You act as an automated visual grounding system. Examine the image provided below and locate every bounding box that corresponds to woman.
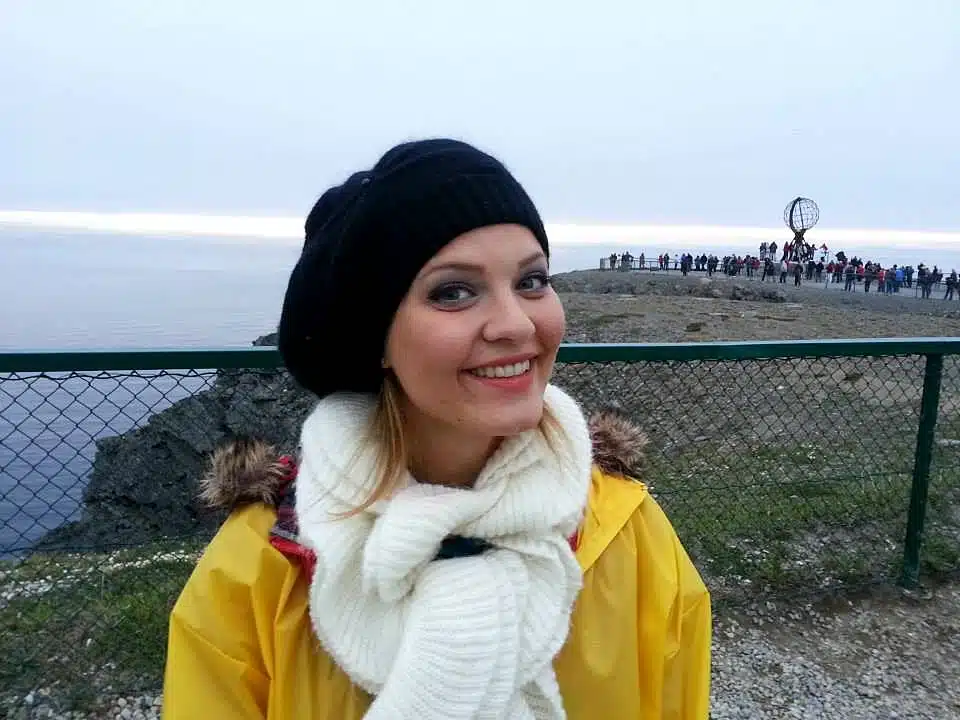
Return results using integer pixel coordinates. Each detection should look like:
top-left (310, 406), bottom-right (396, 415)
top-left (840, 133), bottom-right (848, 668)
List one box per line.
top-left (163, 139), bottom-right (711, 719)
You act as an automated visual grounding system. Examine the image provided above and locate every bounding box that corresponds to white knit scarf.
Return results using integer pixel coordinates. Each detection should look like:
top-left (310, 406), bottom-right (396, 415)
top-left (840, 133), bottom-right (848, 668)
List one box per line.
top-left (294, 384), bottom-right (593, 719)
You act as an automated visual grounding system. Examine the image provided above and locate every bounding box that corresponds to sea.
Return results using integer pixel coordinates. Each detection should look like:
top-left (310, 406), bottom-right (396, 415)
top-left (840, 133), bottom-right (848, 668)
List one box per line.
top-left (3, 225), bottom-right (960, 556)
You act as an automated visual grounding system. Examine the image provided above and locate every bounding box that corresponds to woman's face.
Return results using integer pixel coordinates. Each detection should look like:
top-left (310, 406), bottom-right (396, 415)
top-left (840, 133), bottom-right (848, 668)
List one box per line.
top-left (384, 224), bottom-right (565, 441)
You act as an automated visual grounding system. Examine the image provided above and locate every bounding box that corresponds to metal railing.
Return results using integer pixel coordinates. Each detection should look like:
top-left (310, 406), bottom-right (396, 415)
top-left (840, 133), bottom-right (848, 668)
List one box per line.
top-left (2, 339), bottom-right (959, 711)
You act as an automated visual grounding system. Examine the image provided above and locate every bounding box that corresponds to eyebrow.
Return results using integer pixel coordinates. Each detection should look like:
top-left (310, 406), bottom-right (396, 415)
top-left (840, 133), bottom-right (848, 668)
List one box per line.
top-left (423, 250), bottom-right (547, 276)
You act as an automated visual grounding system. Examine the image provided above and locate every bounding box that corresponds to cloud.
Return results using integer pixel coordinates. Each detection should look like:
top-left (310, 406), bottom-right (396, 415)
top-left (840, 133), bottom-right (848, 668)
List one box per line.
top-left (2, 211), bottom-right (958, 255)
top-left (1, 1), bottom-right (957, 228)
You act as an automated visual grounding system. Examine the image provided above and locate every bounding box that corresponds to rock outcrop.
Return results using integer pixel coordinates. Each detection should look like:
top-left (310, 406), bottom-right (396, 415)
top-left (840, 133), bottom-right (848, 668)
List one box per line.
top-left (550, 270), bottom-right (787, 303)
top-left (37, 334), bottom-right (315, 550)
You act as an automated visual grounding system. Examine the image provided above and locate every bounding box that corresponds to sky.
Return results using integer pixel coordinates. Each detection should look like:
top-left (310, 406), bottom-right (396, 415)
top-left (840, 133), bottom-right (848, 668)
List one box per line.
top-left (1, 1), bottom-right (958, 232)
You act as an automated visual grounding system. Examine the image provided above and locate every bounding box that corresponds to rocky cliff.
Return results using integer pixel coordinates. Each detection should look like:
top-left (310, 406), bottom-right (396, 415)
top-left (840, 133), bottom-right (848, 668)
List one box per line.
top-left (37, 333), bottom-right (315, 550)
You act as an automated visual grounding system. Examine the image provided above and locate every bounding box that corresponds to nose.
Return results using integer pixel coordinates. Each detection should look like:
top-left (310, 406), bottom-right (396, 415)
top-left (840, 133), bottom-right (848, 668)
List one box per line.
top-left (482, 288), bottom-right (536, 344)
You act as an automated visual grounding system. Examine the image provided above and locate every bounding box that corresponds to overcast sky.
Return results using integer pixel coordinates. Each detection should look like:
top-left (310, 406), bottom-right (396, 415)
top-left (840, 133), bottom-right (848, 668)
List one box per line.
top-left (2, 1), bottom-right (957, 231)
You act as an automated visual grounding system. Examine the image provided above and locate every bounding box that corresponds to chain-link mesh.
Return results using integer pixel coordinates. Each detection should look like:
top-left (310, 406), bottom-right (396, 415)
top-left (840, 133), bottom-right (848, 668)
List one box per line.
top-left (1, 351), bottom-right (958, 712)
top-left (1, 368), bottom-right (217, 712)
top-left (553, 355), bottom-right (948, 599)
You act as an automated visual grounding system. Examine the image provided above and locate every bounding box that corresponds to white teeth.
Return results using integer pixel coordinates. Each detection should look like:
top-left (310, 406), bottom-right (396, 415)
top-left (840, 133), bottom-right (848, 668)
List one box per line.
top-left (470, 359), bottom-right (531, 378)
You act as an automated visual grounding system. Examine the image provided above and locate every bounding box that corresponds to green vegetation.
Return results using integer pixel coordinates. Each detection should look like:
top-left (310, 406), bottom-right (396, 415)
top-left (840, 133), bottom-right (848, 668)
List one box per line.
top-left (0, 541), bottom-right (202, 712)
top-left (649, 435), bottom-right (960, 603)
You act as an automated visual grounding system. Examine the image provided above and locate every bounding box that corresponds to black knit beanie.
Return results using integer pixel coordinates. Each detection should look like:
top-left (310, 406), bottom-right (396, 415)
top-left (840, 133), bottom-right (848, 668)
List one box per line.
top-left (277, 138), bottom-right (550, 400)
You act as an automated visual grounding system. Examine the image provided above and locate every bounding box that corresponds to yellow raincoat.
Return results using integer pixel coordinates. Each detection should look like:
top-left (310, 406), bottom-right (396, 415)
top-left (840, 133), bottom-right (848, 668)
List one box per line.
top-left (163, 412), bottom-right (711, 718)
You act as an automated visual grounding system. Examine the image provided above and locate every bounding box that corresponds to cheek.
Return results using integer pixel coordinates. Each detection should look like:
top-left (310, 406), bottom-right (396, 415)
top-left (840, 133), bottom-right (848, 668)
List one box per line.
top-left (416, 335), bottom-right (473, 371)
top-left (390, 318), bottom-right (474, 378)
top-left (536, 295), bottom-right (566, 349)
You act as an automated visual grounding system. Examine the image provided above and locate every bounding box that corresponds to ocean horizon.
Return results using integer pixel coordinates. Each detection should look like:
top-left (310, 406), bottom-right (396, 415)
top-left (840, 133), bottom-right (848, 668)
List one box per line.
top-left (4, 221), bottom-right (960, 351)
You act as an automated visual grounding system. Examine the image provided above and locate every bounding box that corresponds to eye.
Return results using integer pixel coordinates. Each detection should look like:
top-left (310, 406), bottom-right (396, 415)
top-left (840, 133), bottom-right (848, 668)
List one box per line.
top-left (518, 271), bottom-right (551, 293)
top-left (428, 282), bottom-right (476, 306)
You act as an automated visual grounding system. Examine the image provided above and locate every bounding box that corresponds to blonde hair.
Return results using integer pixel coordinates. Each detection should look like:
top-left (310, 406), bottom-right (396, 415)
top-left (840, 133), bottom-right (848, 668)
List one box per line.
top-left (344, 375), bottom-right (564, 515)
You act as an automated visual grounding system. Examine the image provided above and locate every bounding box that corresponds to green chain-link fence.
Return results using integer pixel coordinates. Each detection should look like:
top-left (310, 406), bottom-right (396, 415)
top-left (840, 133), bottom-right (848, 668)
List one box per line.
top-left (1, 339), bottom-right (959, 712)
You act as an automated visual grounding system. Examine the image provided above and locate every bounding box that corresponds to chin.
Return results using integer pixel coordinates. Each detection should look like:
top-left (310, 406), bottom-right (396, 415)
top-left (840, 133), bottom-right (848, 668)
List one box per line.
top-left (475, 397), bottom-right (545, 438)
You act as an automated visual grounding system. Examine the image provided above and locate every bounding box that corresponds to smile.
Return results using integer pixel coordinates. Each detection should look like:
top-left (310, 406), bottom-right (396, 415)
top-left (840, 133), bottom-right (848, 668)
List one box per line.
top-left (469, 359), bottom-right (532, 378)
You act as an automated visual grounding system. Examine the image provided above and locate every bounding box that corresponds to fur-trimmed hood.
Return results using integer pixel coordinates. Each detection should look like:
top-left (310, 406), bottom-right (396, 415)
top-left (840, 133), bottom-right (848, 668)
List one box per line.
top-left (199, 408), bottom-right (647, 512)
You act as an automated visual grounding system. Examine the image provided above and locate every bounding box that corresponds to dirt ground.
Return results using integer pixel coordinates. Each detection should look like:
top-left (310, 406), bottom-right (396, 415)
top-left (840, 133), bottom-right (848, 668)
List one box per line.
top-left (555, 269), bottom-right (960, 719)
top-left (556, 269), bottom-right (960, 344)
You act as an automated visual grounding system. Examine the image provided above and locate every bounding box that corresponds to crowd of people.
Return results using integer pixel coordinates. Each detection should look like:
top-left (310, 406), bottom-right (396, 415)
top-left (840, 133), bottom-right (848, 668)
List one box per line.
top-left (603, 245), bottom-right (958, 300)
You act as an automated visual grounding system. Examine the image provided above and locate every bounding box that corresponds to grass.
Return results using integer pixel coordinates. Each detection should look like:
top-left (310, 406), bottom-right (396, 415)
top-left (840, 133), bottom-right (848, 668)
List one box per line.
top-left (0, 540), bottom-right (202, 712)
top-left (645, 434), bottom-right (960, 603)
top-left (550, 352), bottom-right (960, 597)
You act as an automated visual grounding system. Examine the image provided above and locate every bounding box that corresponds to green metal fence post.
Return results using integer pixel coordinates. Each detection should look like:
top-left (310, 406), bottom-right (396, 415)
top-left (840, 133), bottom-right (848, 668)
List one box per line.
top-left (900, 353), bottom-right (944, 588)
